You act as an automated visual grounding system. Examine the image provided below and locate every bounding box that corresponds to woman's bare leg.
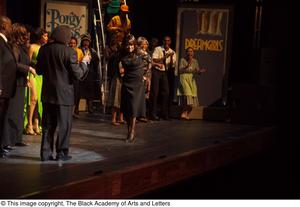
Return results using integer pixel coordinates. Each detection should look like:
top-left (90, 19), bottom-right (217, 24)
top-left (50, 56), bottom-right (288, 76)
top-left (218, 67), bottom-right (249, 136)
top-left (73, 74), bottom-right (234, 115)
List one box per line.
top-left (126, 117), bottom-right (136, 142)
top-left (26, 78), bottom-right (37, 135)
top-left (111, 107), bottom-right (120, 125)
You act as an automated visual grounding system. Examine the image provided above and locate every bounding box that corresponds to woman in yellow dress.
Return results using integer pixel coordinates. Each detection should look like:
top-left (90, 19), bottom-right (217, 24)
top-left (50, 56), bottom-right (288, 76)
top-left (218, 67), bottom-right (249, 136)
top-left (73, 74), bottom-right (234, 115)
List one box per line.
top-left (177, 47), bottom-right (206, 120)
top-left (24, 28), bottom-right (48, 135)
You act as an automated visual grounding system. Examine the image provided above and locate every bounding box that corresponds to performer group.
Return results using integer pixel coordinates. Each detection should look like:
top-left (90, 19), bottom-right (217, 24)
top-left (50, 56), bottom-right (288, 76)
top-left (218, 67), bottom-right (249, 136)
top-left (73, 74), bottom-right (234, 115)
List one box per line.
top-left (0, 2), bottom-right (206, 161)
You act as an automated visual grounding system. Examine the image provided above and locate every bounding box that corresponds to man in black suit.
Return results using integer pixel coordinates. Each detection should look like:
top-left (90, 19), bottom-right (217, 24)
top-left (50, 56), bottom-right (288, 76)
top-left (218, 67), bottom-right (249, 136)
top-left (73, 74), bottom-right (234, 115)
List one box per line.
top-left (36, 25), bottom-right (90, 161)
top-left (0, 16), bottom-right (16, 158)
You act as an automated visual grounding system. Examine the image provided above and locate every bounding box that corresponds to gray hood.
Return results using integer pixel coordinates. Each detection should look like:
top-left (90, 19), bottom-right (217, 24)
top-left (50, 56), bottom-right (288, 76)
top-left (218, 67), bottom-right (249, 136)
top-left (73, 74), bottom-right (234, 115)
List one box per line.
top-left (51, 25), bottom-right (72, 44)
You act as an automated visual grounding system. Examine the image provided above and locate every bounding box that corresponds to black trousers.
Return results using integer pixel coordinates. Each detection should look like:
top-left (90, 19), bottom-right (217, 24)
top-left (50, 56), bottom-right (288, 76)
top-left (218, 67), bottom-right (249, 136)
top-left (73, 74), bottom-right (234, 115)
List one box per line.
top-left (167, 67), bottom-right (175, 104)
top-left (73, 80), bottom-right (80, 113)
top-left (0, 98), bottom-right (9, 148)
top-left (3, 86), bottom-right (25, 146)
top-left (40, 103), bottom-right (73, 159)
top-left (149, 69), bottom-right (169, 118)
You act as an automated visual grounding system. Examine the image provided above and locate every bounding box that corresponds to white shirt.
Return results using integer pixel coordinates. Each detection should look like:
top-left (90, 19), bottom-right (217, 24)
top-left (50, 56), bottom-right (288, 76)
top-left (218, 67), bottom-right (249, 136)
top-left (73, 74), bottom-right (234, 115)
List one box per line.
top-left (0, 33), bottom-right (8, 43)
top-left (152, 46), bottom-right (176, 71)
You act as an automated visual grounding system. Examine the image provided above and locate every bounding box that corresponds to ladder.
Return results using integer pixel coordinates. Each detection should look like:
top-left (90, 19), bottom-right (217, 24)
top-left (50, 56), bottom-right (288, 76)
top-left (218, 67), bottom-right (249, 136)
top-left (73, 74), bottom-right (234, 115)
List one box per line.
top-left (93, 0), bottom-right (128, 119)
top-left (93, 0), bottom-right (109, 120)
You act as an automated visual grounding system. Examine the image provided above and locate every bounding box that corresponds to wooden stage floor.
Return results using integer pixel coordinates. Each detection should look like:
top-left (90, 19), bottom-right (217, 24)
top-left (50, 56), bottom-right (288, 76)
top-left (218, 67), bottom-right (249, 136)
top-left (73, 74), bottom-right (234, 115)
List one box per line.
top-left (0, 113), bottom-right (276, 198)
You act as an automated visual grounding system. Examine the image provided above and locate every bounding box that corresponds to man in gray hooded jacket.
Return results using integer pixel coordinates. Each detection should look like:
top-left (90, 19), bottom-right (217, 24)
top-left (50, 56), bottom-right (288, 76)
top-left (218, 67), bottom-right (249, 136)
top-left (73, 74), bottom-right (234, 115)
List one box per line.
top-left (36, 25), bottom-right (90, 161)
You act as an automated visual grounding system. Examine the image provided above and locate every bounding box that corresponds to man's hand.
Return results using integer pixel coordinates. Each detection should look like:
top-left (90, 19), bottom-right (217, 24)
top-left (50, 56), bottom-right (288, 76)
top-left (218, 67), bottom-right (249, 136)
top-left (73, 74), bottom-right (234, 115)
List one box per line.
top-left (29, 66), bottom-right (37, 77)
top-left (197, 68), bottom-right (207, 73)
top-left (82, 53), bottom-right (91, 64)
top-left (157, 63), bottom-right (164, 69)
top-left (119, 67), bottom-right (125, 75)
top-left (165, 51), bottom-right (175, 59)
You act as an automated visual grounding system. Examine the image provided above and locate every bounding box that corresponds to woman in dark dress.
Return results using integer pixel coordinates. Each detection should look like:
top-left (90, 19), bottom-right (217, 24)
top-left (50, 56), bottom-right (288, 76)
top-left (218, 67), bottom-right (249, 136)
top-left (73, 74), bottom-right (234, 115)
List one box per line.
top-left (120, 34), bottom-right (146, 142)
top-left (3, 23), bottom-right (37, 148)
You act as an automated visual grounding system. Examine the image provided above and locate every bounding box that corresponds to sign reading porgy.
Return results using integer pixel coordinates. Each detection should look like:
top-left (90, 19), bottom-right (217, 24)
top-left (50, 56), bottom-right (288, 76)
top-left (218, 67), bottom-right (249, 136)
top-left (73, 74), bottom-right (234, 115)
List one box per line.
top-left (46, 2), bottom-right (88, 38)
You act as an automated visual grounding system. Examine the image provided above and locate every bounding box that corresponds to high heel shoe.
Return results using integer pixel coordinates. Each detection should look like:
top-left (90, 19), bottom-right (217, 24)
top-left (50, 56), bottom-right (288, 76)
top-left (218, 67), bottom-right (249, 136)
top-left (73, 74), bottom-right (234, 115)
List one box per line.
top-left (25, 125), bottom-right (36, 135)
top-left (118, 120), bottom-right (126, 124)
top-left (126, 131), bottom-right (135, 143)
top-left (33, 126), bottom-right (42, 135)
top-left (111, 121), bottom-right (120, 126)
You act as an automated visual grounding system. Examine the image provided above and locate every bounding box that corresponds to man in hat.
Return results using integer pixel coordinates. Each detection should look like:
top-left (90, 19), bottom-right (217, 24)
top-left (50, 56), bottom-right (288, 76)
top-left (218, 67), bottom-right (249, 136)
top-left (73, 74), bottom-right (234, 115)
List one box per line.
top-left (78, 33), bottom-right (100, 114)
top-left (107, 4), bottom-right (131, 44)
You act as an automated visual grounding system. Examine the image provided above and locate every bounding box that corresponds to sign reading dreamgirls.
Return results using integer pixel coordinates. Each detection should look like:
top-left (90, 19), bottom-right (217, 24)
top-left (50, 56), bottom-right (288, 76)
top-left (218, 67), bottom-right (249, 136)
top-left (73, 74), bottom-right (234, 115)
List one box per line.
top-left (176, 5), bottom-right (233, 106)
top-left (44, 1), bottom-right (88, 38)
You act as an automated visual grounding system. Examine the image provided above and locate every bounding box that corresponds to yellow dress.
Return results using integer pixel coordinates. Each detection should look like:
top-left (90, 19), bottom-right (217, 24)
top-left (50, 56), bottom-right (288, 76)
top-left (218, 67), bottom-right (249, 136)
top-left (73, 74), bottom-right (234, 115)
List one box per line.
top-left (177, 58), bottom-right (200, 107)
top-left (76, 47), bottom-right (84, 62)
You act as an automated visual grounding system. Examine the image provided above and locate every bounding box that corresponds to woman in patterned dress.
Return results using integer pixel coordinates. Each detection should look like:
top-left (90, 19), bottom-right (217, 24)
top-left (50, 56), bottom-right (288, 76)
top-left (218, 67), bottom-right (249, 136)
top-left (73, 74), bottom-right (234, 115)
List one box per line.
top-left (177, 47), bottom-right (206, 120)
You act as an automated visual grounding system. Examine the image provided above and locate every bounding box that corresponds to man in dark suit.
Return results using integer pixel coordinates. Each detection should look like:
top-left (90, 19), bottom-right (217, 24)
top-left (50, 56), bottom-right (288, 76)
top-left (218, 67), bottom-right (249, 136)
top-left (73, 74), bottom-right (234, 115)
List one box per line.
top-left (36, 25), bottom-right (90, 161)
top-left (0, 16), bottom-right (16, 158)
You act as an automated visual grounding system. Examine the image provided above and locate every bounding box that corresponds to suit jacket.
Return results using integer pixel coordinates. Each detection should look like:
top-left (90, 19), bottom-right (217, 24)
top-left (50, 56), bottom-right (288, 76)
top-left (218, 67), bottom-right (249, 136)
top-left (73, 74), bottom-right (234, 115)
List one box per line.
top-left (0, 36), bottom-right (17, 98)
top-left (36, 42), bottom-right (88, 105)
top-left (14, 45), bottom-right (31, 87)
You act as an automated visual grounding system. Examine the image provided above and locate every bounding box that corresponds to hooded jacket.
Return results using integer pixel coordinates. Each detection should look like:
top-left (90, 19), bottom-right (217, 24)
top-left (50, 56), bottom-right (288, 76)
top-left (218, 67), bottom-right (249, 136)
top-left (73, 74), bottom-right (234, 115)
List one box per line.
top-left (36, 25), bottom-right (88, 105)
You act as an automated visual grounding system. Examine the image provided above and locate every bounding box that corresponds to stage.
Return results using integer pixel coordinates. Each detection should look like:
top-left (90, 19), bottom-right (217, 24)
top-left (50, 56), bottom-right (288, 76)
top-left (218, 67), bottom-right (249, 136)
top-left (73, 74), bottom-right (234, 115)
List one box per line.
top-left (0, 113), bottom-right (276, 198)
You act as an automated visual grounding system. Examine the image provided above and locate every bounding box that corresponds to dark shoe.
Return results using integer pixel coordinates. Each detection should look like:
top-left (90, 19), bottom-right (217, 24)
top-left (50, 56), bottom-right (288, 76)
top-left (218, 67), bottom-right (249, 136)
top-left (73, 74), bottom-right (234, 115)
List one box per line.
top-left (162, 116), bottom-right (172, 121)
top-left (126, 131), bottom-right (135, 143)
top-left (2, 148), bottom-right (9, 153)
top-left (137, 117), bottom-right (148, 123)
top-left (125, 138), bottom-right (135, 143)
top-left (73, 113), bottom-right (80, 119)
top-left (41, 155), bottom-right (55, 161)
top-left (88, 107), bottom-right (94, 114)
top-left (0, 152), bottom-right (7, 158)
top-left (15, 142), bottom-right (29, 147)
top-left (3, 146), bottom-right (14, 151)
top-left (88, 101), bottom-right (93, 114)
top-left (56, 155), bottom-right (72, 161)
top-left (0, 148), bottom-right (8, 158)
top-left (74, 109), bottom-right (79, 115)
top-left (49, 155), bottom-right (55, 161)
top-left (149, 115), bottom-right (160, 121)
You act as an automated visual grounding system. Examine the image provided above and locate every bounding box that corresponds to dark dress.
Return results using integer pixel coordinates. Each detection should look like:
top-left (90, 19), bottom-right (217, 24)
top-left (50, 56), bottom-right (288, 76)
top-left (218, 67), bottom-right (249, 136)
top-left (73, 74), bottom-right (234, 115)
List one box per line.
top-left (3, 46), bottom-right (29, 146)
top-left (120, 53), bottom-right (146, 119)
top-left (107, 46), bottom-right (123, 109)
top-left (79, 48), bottom-right (100, 100)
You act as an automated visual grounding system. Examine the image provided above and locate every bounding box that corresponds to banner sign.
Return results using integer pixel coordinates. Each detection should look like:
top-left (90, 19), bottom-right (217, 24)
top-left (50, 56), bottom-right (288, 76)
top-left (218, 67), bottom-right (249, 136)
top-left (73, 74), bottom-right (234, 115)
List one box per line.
top-left (176, 5), bottom-right (233, 106)
top-left (45, 1), bottom-right (88, 38)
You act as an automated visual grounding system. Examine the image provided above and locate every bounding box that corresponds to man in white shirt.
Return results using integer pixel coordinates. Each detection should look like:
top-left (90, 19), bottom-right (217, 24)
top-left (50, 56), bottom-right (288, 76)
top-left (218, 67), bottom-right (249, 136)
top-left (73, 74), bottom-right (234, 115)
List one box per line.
top-left (149, 36), bottom-right (176, 121)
